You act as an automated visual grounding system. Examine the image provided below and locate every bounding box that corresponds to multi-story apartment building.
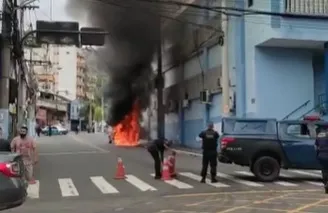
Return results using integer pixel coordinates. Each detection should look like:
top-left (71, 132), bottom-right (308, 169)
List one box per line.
top-left (26, 45), bottom-right (78, 126)
top-left (76, 50), bottom-right (97, 101)
top-left (76, 51), bottom-right (87, 100)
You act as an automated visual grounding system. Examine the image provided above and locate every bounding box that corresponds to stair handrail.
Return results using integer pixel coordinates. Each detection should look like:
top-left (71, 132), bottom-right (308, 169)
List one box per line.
top-left (297, 102), bottom-right (325, 120)
top-left (282, 100), bottom-right (310, 120)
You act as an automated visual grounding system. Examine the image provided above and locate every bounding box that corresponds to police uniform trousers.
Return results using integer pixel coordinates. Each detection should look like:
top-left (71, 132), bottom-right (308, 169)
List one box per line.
top-left (318, 159), bottom-right (328, 185)
top-left (148, 148), bottom-right (164, 178)
top-left (201, 150), bottom-right (217, 178)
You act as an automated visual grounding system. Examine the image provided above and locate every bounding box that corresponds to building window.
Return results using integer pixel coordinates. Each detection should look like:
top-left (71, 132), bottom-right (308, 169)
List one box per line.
top-left (248, 0), bottom-right (253, 7)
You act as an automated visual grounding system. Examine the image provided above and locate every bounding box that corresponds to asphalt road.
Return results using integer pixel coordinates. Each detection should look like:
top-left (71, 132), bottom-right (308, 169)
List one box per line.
top-left (3, 132), bottom-right (328, 213)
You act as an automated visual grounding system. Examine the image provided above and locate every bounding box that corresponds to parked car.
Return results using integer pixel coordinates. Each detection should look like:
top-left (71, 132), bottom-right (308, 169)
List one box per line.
top-left (42, 125), bottom-right (68, 136)
top-left (218, 117), bottom-right (324, 182)
top-left (0, 152), bottom-right (27, 211)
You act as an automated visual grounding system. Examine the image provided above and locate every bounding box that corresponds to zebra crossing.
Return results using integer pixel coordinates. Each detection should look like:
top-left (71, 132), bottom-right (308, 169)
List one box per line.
top-left (27, 169), bottom-right (324, 199)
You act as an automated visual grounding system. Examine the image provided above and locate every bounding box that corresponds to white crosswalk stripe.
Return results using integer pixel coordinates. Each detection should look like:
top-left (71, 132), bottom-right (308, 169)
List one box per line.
top-left (305, 181), bottom-right (323, 186)
top-left (125, 174), bottom-right (157, 191)
top-left (289, 170), bottom-right (322, 178)
top-left (58, 178), bottom-right (79, 197)
top-left (179, 172), bottom-right (230, 188)
top-left (27, 180), bottom-right (40, 199)
top-left (217, 172), bottom-right (264, 187)
top-left (90, 176), bottom-right (119, 194)
top-left (26, 170), bottom-right (324, 199)
top-left (234, 171), bottom-right (298, 187)
top-left (150, 174), bottom-right (193, 189)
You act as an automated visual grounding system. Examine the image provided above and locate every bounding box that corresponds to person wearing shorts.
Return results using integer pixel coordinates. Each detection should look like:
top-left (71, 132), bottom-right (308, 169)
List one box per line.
top-left (11, 125), bottom-right (38, 184)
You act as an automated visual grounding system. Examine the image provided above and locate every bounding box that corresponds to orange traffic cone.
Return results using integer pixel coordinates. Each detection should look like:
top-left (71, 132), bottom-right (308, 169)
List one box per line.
top-left (114, 157), bottom-right (126, 179)
top-left (168, 154), bottom-right (177, 178)
top-left (161, 158), bottom-right (172, 180)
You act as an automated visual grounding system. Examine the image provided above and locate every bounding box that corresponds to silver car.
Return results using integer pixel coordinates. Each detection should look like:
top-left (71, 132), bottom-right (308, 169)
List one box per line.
top-left (0, 152), bottom-right (27, 211)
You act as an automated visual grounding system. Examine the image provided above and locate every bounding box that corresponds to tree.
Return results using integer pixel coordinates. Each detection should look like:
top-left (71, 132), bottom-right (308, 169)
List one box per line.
top-left (94, 106), bottom-right (103, 122)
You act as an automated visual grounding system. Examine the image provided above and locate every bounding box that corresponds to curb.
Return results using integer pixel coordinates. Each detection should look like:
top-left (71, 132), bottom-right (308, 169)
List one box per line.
top-left (138, 143), bottom-right (202, 157)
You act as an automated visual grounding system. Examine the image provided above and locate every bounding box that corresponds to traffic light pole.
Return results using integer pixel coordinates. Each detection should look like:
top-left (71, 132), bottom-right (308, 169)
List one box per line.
top-left (0, 0), bottom-right (12, 140)
top-left (156, 20), bottom-right (165, 140)
top-left (17, 5), bottom-right (26, 128)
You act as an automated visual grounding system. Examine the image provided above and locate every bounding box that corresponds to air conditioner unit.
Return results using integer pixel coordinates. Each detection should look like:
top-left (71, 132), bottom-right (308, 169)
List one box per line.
top-left (200, 89), bottom-right (211, 104)
top-left (182, 99), bottom-right (189, 108)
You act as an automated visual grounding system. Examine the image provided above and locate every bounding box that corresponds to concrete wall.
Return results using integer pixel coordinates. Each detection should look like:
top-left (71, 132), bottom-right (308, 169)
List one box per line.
top-left (243, 0), bottom-right (328, 118)
top-left (255, 47), bottom-right (314, 119)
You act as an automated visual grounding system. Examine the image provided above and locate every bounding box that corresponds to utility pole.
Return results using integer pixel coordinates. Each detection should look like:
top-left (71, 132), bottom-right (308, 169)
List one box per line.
top-left (221, 0), bottom-right (230, 116)
top-left (17, 5), bottom-right (26, 128)
top-left (101, 79), bottom-right (104, 133)
top-left (156, 19), bottom-right (164, 139)
top-left (0, 0), bottom-right (12, 139)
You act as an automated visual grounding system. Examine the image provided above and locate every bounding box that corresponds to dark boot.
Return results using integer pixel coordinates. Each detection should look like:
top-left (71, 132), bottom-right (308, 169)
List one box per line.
top-left (154, 175), bottom-right (161, 180)
top-left (211, 178), bottom-right (218, 183)
top-left (200, 177), bottom-right (206, 183)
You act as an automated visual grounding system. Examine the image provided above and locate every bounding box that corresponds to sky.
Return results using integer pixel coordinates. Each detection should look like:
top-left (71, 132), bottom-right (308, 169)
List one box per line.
top-left (25, 0), bottom-right (88, 29)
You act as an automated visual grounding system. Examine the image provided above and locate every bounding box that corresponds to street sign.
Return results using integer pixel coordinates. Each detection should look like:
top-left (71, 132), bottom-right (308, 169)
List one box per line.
top-left (36, 21), bottom-right (80, 46)
top-left (80, 27), bottom-right (106, 46)
top-left (0, 109), bottom-right (9, 139)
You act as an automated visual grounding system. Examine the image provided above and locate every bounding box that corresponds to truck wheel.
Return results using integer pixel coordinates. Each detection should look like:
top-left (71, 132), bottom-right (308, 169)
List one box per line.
top-left (252, 156), bottom-right (280, 182)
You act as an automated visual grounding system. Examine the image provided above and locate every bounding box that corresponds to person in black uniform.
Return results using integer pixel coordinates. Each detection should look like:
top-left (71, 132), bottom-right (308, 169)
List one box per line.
top-left (315, 126), bottom-right (328, 193)
top-left (199, 122), bottom-right (219, 183)
top-left (147, 138), bottom-right (172, 179)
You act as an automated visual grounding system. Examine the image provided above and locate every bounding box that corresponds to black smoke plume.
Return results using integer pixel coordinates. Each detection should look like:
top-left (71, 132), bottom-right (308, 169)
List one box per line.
top-left (65, 0), bottom-right (185, 126)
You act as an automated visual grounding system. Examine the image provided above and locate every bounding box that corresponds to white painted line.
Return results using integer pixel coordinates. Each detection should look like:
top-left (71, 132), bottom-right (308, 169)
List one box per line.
top-left (27, 180), bottom-right (40, 199)
top-left (305, 181), bottom-right (323, 186)
top-left (279, 172), bottom-right (294, 178)
top-left (58, 178), bottom-right (79, 197)
top-left (290, 170), bottom-right (322, 178)
top-left (69, 134), bottom-right (109, 152)
top-left (39, 151), bottom-right (110, 156)
top-left (90, 176), bottom-right (119, 194)
top-left (151, 174), bottom-right (193, 189)
top-left (179, 172), bottom-right (230, 188)
top-left (234, 171), bottom-right (253, 176)
top-left (235, 171), bottom-right (298, 187)
top-left (217, 172), bottom-right (264, 187)
top-left (274, 181), bottom-right (298, 187)
top-left (125, 175), bottom-right (157, 191)
top-left (172, 149), bottom-right (202, 157)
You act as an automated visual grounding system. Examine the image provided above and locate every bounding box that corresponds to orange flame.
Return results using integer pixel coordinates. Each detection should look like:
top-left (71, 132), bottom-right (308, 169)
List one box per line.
top-left (113, 102), bottom-right (140, 147)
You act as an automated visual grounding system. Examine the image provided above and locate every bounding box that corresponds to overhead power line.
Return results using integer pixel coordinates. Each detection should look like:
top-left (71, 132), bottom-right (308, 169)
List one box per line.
top-left (133, 0), bottom-right (328, 20)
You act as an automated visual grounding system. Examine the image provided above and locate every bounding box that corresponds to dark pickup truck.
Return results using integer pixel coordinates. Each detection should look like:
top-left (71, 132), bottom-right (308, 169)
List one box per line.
top-left (218, 117), bottom-right (325, 182)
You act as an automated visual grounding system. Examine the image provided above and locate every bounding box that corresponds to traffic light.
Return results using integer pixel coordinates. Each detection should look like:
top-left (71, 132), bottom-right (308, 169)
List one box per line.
top-left (80, 27), bottom-right (106, 46)
top-left (36, 21), bottom-right (80, 46)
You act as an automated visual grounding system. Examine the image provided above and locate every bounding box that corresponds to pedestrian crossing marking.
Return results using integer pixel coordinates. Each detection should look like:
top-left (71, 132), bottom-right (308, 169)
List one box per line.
top-left (150, 174), bottom-right (193, 189)
top-left (58, 178), bottom-right (79, 197)
top-left (234, 171), bottom-right (298, 187)
top-left (125, 174), bottom-right (157, 191)
top-left (90, 176), bottom-right (119, 194)
top-left (27, 180), bottom-right (40, 199)
top-left (290, 170), bottom-right (322, 178)
top-left (274, 181), bottom-right (298, 187)
top-left (26, 170), bottom-right (324, 199)
top-left (179, 172), bottom-right (230, 188)
top-left (305, 181), bottom-right (323, 186)
top-left (218, 172), bottom-right (264, 187)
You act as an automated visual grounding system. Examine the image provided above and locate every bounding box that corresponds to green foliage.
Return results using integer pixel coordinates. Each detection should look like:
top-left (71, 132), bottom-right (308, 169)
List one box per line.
top-left (94, 106), bottom-right (103, 122)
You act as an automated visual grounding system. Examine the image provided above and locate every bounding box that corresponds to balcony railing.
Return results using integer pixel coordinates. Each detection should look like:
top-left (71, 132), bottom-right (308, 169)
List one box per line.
top-left (37, 99), bottom-right (68, 111)
top-left (285, 0), bottom-right (328, 15)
